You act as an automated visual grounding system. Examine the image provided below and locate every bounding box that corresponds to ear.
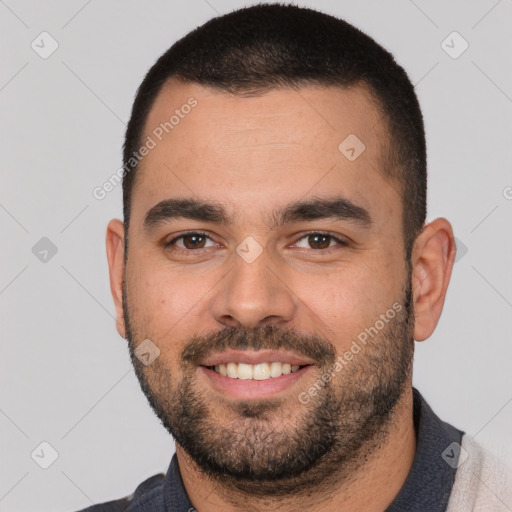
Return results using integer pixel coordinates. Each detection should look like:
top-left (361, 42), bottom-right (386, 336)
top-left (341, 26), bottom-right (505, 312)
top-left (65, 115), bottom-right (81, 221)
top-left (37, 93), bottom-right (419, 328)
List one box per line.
top-left (106, 219), bottom-right (126, 339)
top-left (411, 217), bottom-right (457, 341)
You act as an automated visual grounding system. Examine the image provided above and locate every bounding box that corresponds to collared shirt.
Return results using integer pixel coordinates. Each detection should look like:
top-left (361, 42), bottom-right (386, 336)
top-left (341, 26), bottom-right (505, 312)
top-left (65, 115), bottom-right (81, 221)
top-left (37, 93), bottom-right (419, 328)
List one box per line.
top-left (77, 387), bottom-right (464, 511)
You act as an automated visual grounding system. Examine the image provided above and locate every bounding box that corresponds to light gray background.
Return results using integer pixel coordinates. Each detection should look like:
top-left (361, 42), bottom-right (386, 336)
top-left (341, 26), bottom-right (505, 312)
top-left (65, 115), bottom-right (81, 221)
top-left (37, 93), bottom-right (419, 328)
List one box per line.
top-left (1, 1), bottom-right (511, 510)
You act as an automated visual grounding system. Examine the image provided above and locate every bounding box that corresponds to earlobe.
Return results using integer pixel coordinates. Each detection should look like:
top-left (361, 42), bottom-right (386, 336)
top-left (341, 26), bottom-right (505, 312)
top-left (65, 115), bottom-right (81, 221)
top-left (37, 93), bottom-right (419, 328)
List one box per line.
top-left (106, 219), bottom-right (126, 339)
top-left (411, 218), bottom-right (457, 342)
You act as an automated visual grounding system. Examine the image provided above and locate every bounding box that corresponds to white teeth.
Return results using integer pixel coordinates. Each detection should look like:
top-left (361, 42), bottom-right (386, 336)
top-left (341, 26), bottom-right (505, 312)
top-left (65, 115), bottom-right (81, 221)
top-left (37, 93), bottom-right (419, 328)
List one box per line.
top-left (253, 363), bottom-right (271, 380)
top-left (237, 363), bottom-right (253, 380)
top-left (270, 362), bottom-right (282, 378)
top-left (212, 362), bottom-right (305, 380)
top-left (227, 362), bottom-right (238, 378)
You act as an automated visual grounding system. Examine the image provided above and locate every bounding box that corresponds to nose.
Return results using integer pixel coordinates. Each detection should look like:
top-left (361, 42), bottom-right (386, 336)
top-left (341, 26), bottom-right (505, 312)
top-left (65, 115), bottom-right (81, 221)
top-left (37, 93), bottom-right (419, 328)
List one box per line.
top-left (210, 246), bottom-right (297, 330)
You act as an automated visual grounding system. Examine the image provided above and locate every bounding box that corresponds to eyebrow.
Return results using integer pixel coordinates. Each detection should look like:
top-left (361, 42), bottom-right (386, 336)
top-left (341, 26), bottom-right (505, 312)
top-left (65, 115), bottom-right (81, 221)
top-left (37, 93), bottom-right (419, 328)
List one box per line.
top-left (143, 196), bottom-right (372, 231)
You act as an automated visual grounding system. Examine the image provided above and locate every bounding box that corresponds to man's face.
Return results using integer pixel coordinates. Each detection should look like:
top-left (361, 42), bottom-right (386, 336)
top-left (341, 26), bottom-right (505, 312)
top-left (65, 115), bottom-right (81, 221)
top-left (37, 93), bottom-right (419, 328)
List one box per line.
top-left (121, 80), bottom-right (415, 492)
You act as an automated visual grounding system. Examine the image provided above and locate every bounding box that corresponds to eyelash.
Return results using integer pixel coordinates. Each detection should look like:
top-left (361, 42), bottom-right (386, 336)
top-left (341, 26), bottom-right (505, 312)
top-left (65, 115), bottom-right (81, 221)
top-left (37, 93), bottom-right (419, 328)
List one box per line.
top-left (164, 230), bottom-right (348, 255)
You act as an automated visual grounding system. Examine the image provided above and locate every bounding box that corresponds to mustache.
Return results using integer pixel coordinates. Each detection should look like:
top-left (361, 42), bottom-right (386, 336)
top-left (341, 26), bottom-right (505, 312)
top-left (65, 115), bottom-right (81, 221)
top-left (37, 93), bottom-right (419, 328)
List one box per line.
top-left (181, 324), bottom-right (336, 368)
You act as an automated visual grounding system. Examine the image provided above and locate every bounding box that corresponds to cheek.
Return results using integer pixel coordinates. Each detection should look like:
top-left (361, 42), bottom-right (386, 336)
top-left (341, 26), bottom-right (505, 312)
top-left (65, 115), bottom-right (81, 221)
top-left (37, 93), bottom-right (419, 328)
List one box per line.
top-left (127, 257), bottom-right (216, 339)
top-left (293, 266), bottom-right (397, 348)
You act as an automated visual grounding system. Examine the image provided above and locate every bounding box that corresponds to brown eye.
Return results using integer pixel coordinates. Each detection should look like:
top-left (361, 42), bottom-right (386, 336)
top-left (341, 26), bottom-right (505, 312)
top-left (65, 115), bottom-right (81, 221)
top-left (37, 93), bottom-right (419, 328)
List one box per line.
top-left (165, 232), bottom-right (215, 251)
top-left (294, 232), bottom-right (348, 251)
top-left (307, 234), bottom-right (332, 249)
top-left (181, 234), bottom-right (207, 249)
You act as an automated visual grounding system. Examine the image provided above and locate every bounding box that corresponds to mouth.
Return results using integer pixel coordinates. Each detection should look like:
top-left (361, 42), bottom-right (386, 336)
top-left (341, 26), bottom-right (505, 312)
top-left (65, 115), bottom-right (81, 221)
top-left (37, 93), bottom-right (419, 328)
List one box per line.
top-left (202, 362), bottom-right (310, 380)
top-left (196, 349), bottom-right (317, 399)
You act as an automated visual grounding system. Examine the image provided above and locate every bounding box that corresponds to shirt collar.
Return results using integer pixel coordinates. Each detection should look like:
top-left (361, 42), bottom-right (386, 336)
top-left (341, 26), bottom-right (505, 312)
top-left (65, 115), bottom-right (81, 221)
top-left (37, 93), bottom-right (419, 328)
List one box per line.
top-left (385, 387), bottom-right (464, 511)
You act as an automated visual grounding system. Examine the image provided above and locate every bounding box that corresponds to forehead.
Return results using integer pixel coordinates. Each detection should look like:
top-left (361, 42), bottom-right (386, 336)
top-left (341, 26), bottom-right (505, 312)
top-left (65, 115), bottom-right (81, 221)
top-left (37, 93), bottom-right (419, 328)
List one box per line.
top-left (130, 79), bottom-right (399, 231)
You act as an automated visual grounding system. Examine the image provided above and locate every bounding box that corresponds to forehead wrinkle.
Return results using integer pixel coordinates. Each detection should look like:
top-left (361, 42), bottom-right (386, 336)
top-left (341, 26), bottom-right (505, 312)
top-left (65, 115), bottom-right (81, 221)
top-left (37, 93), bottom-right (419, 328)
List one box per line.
top-left (224, 142), bottom-right (303, 150)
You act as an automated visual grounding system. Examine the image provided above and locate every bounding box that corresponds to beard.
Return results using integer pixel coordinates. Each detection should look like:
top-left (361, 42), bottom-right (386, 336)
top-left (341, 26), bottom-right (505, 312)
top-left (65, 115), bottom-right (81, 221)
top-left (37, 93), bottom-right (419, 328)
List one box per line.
top-left (122, 270), bottom-right (415, 499)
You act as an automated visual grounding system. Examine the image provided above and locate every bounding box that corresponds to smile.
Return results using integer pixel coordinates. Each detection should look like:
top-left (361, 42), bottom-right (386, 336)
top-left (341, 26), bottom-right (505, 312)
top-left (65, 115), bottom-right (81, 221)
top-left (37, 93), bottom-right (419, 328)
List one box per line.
top-left (207, 362), bottom-right (307, 380)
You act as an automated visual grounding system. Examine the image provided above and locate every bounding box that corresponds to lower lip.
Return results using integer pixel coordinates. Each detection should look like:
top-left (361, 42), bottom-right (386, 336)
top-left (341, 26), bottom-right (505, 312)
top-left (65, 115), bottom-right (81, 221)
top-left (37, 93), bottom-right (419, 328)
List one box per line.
top-left (198, 365), bottom-right (314, 400)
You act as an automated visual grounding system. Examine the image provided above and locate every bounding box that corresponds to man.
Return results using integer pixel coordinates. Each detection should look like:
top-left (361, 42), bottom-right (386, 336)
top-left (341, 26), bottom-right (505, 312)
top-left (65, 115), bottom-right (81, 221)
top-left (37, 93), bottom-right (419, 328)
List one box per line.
top-left (82, 3), bottom-right (511, 511)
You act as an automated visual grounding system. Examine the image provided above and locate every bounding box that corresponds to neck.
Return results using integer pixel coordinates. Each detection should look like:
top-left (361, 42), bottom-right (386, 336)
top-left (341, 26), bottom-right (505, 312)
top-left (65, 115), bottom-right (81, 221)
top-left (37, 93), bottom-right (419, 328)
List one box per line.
top-left (176, 385), bottom-right (416, 512)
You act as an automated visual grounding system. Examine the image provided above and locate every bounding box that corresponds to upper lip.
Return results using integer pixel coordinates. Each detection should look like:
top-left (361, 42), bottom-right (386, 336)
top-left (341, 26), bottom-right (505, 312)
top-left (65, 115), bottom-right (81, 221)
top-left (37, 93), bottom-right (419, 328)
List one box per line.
top-left (199, 350), bottom-right (316, 367)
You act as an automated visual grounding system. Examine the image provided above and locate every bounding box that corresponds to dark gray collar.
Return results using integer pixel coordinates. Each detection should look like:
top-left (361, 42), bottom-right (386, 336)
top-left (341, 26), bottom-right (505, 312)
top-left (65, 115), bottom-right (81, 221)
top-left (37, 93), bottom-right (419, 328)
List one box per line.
top-left (385, 387), bottom-right (464, 511)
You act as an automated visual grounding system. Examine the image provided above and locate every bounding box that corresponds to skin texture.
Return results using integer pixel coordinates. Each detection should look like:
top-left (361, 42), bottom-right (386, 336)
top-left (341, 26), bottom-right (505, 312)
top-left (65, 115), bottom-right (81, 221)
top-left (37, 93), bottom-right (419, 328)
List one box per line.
top-left (106, 79), bottom-right (457, 512)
